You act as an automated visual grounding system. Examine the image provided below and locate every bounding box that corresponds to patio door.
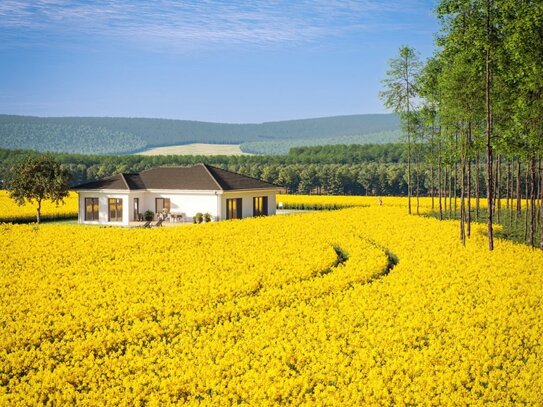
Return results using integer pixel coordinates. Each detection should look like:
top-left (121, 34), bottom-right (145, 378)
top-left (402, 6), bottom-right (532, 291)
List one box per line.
top-left (253, 196), bottom-right (268, 216)
top-left (226, 198), bottom-right (242, 220)
top-left (155, 198), bottom-right (171, 215)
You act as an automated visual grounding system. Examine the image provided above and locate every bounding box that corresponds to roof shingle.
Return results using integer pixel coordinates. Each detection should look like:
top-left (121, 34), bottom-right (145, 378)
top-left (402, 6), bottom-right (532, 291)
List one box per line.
top-left (73, 164), bottom-right (278, 191)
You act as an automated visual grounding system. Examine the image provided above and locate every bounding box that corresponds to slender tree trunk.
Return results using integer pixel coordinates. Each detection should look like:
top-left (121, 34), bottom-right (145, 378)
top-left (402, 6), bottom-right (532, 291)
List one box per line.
top-left (449, 164), bottom-right (453, 218)
top-left (485, 0), bottom-right (494, 250)
top-left (454, 133), bottom-right (458, 215)
top-left (460, 130), bottom-right (466, 245)
top-left (475, 154), bottom-right (480, 222)
top-left (530, 157), bottom-right (536, 247)
top-left (517, 157), bottom-right (522, 215)
top-left (466, 125), bottom-right (472, 238)
top-left (536, 159), bottom-right (540, 240)
top-left (416, 145), bottom-right (420, 215)
top-left (508, 159), bottom-right (513, 228)
top-left (496, 154), bottom-right (501, 223)
top-left (36, 199), bottom-right (41, 224)
top-left (406, 56), bottom-right (412, 215)
top-left (431, 125), bottom-right (435, 210)
top-left (408, 129), bottom-right (412, 215)
top-left (444, 165), bottom-right (448, 213)
top-left (506, 159), bottom-right (511, 210)
top-left (438, 127), bottom-right (443, 221)
top-left (524, 167), bottom-right (529, 243)
top-left (492, 155), bottom-right (497, 212)
top-left (540, 158), bottom-right (543, 250)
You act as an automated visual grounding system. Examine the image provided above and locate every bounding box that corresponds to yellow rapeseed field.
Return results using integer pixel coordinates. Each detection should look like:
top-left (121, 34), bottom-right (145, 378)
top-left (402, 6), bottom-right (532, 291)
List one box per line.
top-left (0, 191), bottom-right (78, 222)
top-left (1, 196), bottom-right (542, 404)
top-left (277, 194), bottom-right (430, 209)
top-left (276, 193), bottom-right (520, 211)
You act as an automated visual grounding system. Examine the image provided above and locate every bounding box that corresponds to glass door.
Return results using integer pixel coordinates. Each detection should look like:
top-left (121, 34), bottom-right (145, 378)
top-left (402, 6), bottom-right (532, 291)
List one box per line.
top-left (226, 198), bottom-right (242, 220)
top-left (133, 198), bottom-right (140, 221)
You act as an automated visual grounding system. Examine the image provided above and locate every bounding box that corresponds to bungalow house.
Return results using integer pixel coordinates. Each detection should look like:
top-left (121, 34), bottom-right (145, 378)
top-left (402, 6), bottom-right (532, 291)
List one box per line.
top-left (73, 164), bottom-right (280, 226)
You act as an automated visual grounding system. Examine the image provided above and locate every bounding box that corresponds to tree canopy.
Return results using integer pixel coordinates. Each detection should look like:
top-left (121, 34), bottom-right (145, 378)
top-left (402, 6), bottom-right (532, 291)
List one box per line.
top-left (7, 155), bottom-right (71, 223)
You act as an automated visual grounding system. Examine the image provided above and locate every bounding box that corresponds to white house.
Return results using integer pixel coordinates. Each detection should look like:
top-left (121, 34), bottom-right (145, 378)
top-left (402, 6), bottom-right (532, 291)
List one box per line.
top-left (73, 164), bottom-right (280, 226)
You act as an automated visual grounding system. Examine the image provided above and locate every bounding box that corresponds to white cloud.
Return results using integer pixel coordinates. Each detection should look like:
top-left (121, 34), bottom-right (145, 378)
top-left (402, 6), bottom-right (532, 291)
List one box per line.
top-left (0, 0), bottom-right (423, 50)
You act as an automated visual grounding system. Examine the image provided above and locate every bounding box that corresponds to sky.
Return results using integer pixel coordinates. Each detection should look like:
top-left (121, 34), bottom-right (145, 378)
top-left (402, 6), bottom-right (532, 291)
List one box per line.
top-left (0, 0), bottom-right (439, 123)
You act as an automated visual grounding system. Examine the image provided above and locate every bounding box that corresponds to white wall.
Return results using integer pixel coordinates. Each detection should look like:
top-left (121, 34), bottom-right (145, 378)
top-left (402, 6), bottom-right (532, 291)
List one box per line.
top-left (78, 189), bottom-right (277, 225)
top-left (141, 191), bottom-right (219, 221)
top-left (129, 192), bottom-right (146, 221)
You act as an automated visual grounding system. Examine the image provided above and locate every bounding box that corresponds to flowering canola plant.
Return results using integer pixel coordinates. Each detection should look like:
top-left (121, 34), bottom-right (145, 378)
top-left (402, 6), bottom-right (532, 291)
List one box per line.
top-left (0, 191), bottom-right (78, 222)
top-left (1, 200), bottom-right (542, 405)
top-left (276, 194), bottom-right (515, 211)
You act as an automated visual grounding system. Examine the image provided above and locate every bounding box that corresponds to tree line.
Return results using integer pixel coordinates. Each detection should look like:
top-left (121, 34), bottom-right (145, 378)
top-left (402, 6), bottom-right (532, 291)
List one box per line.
top-left (0, 145), bottom-right (410, 195)
top-left (239, 130), bottom-right (401, 155)
top-left (380, 0), bottom-right (542, 250)
top-left (1, 135), bottom-right (539, 202)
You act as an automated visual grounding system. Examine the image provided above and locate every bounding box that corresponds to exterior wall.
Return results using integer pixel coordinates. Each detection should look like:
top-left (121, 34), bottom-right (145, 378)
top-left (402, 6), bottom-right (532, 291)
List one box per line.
top-left (220, 190), bottom-right (277, 220)
top-left (78, 189), bottom-right (277, 225)
top-left (142, 191), bottom-right (219, 220)
top-left (129, 192), bottom-right (147, 221)
top-left (77, 191), bottom-right (130, 226)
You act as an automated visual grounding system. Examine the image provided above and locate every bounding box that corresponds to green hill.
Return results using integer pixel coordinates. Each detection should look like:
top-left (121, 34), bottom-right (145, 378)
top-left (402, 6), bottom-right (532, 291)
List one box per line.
top-left (0, 114), bottom-right (400, 155)
top-left (240, 130), bottom-right (401, 155)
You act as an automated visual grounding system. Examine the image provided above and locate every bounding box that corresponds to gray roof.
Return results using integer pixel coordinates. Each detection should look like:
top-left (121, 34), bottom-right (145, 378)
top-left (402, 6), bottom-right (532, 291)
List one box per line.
top-left (73, 164), bottom-right (278, 191)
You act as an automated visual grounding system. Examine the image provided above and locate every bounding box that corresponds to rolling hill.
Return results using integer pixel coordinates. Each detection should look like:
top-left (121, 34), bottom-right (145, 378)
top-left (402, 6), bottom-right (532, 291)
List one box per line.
top-left (0, 114), bottom-right (400, 155)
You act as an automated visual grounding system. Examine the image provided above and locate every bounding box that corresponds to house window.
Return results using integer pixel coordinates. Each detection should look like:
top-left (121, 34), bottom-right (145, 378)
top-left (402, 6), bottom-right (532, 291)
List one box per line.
top-left (155, 198), bottom-right (171, 215)
top-left (108, 198), bottom-right (123, 222)
top-left (253, 196), bottom-right (268, 216)
top-left (133, 198), bottom-right (140, 221)
top-left (85, 198), bottom-right (99, 221)
top-left (226, 198), bottom-right (242, 220)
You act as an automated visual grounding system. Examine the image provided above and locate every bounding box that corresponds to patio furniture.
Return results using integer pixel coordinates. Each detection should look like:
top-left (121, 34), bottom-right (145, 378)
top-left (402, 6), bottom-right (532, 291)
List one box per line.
top-left (153, 218), bottom-right (164, 227)
top-left (169, 212), bottom-right (184, 223)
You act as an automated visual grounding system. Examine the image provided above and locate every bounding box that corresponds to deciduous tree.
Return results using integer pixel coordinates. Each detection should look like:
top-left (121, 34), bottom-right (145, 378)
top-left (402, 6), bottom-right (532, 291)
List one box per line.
top-left (7, 155), bottom-right (71, 223)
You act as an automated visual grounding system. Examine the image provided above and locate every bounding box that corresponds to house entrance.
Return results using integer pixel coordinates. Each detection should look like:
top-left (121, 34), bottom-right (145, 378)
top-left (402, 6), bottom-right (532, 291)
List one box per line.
top-left (226, 198), bottom-right (242, 220)
top-left (155, 198), bottom-right (171, 216)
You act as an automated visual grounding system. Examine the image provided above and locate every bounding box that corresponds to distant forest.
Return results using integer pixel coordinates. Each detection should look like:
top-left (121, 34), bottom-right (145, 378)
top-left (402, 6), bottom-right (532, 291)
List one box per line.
top-left (240, 130), bottom-right (401, 155)
top-left (0, 142), bottom-right (533, 197)
top-left (0, 114), bottom-right (400, 155)
top-left (0, 144), bottom-right (414, 196)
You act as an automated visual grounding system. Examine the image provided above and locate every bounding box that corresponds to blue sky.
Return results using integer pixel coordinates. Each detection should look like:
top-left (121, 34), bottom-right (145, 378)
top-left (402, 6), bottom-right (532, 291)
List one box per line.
top-left (0, 0), bottom-right (438, 123)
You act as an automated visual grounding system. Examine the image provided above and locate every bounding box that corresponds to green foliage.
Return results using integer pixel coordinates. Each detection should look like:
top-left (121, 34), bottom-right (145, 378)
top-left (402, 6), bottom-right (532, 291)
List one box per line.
top-left (194, 213), bottom-right (204, 224)
top-left (287, 143), bottom-right (405, 164)
top-left (0, 114), bottom-right (399, 155)
top-left (240, 130), bottom-right (401, 155)
top-left (7, 155), bottom-right (71, 223)
top-left (0, 145), bottom-right (414, 197)
top-left (0, 121), bottom-right (146, 154)
top-left (380, 46), bottom-right (422, 115)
